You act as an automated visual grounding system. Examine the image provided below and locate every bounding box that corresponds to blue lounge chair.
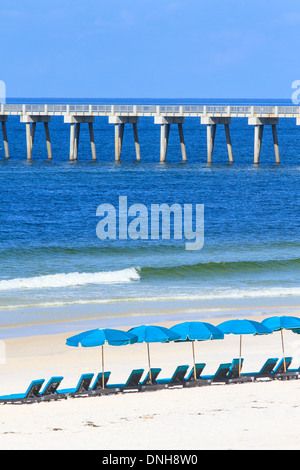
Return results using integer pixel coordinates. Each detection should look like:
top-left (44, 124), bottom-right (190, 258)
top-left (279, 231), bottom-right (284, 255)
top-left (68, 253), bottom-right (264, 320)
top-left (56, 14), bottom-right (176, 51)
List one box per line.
top-left (0, 379), bottom-right (45, 404)
top-left (89, 372), bottom-right (111, 393)
top-left (106, 369), bottom-right (144, 393)
top-left (57, 373), bottom-right (94, 397)
top-left (184, 363), bottom-right (206, 382)
top-left (242, 358), bottom-right (279, 380)
top-left (155, 365), bottom-right (189, 387)
top-left (40, 376), bottom-right (64, 399)
top-left (272, 357), bottom-right (299, 380)
top-left (183, 363), bottom-right (210, 387)
top-left (139, 368), bottom-right (162, 388)
top-left (272, 357), bottom-right (292, 376)
top-left (225, 358), bottom-right (253, 383)
top-left (201, 363), bottom-right (232, 383)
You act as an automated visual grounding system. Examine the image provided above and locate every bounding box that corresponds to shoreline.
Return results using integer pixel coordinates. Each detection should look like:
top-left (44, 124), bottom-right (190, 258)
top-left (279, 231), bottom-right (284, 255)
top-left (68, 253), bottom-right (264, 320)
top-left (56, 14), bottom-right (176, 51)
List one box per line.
top-left (0, 295), bottom-right (300, 340)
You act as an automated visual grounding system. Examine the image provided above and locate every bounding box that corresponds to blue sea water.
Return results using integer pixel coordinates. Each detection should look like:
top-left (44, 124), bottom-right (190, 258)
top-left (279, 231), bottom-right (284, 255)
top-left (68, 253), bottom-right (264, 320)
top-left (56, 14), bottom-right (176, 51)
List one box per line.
top-left (0, 98), bottom-right (299, 330)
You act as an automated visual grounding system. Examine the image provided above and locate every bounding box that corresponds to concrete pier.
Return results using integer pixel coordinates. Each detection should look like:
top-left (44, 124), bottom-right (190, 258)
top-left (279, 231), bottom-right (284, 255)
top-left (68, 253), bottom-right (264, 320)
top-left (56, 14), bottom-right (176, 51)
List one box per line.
top-left (248, 117), bottom-right (280, 164)
top-left (154, 116), bottom-right (186, 163)
top-left (109, 116), bottom-right (140, 162)
top-left (201, 116), bottom-right (233, 164)
top-left (0, 103), bottom-right (299, 163)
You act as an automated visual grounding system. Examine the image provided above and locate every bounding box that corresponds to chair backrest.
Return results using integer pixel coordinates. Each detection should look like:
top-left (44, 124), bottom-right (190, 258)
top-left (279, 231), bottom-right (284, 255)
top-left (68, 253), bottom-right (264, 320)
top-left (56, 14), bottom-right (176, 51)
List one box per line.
top-left (41, 377), bottom-right (64, 396)
top-left (25, 379), bottom-right (45, 398)
top-left (91, 372), bottom-right (111, 391)
top-left (170, 365), bottom-right (189, 384)
top-left (259, 358), bottom-right (278, 375)
top-left (141, 368), bottom-right (162, 385)
top-left (125, 369), bottom-right (144, 387)
top-left (212, 363), bottom-right (231, 381)
top-left (227, 358), bottom-right (244, 379)
top-left (186, 363), bottom-right (206, 381)
top-left (75, 374), bottom-right (94, 393)
top-left (273, 357), bottom-right (292, 374)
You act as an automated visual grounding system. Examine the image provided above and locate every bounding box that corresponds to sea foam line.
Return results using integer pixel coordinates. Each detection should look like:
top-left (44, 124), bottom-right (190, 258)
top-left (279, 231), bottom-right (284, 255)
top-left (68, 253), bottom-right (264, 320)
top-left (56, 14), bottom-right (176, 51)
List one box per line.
top-left (0, 267), bottom-right (141, 291)
top-left (0, 286), bottom-right (300, 311)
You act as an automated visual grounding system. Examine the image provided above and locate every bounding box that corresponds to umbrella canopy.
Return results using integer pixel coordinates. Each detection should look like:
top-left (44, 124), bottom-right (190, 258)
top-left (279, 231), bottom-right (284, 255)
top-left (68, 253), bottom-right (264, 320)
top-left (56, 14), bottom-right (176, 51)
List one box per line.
top-left (127, 325), bottom-right (180, 383)
top-left (169, 321), bottom-right (224, 379)
top-left (261, 316), bottom-right (300, 332)
top-left (217, 319), bottom-right (272, 377)
top-left (66, 328), bottom-right (138, 348)
top-left (127, 325), bottom-right (180, 343)
top-left (170, 321), bottom-right (224, 341)
top-left (261, 316), bottom-right (300, 371)
top-left (66, 328), bottom-right (138, 388)
top-left (218, 319), bottom-right (272, 336)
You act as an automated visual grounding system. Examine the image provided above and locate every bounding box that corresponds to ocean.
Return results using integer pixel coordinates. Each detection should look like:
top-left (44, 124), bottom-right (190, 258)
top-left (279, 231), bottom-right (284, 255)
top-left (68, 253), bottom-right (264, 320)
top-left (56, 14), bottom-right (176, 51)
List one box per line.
top-left (0, 98), bottom-right (299, 335)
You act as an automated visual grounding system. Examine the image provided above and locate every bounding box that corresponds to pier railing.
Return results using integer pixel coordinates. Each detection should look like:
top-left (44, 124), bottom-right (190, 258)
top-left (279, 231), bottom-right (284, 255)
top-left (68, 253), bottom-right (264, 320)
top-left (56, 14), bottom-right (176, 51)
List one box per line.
top-left (1, 104), bottom-right (300, 118)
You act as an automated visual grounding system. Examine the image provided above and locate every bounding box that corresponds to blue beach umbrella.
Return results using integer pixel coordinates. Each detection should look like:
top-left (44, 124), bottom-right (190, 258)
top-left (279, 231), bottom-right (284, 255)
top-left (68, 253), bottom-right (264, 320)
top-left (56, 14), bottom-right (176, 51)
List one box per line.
top-left (169, 321), bottom-right (224, 380)
top-left (261, 316), bottom-right (300, 372)
top-left (217, 319), bottom-right (273, 377)
top-left (66, 328), bottom-right (138, 388)
top-left (127, 325), bottom-right (180, 383)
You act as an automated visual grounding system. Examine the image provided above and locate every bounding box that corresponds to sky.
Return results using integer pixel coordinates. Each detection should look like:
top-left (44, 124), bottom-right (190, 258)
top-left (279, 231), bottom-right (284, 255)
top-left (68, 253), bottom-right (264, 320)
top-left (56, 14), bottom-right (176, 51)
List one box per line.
top-left (0, 0), bottom-right (299, 99)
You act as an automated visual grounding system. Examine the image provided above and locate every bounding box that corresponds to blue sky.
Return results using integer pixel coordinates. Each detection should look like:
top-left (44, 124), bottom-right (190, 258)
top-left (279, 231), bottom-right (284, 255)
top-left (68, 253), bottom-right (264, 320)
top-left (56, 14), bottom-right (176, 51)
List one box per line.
top-left (0, 0), bottom-right (299, 99)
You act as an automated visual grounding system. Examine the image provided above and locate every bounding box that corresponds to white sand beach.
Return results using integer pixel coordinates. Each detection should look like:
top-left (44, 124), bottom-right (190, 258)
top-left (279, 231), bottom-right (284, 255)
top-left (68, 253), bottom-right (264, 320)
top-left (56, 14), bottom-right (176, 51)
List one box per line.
top-left (0, 312), bottom-right (299, 450)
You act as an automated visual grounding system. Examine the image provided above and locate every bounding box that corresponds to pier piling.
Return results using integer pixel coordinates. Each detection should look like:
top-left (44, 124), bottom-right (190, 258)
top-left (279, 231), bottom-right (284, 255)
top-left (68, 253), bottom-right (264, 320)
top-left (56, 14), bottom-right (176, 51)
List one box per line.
top-left (64, 116), bottom-right (96, 161)
top-left (21, 115), bottom-right (52, 161)
top-left (249, 118), bottom-right (279, 164)
top-left (109, 116), bottom-right (140, 162)
top-left (155, 116), bottom-right (186, 163)
top-left (88, 122), bottom-right (97, 161)
top-left (0, 116), bottom-right (9, 159)
top-left (201, 117), bottom-right (233, 163)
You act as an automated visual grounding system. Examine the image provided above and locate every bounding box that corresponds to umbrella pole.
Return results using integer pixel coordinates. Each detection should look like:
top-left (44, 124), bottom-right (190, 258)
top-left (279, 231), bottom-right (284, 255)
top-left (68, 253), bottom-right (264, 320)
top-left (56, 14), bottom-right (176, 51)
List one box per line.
top-left (102, 345), bottom-right (105, 389)
top-left (280, 328), bottom-right (286, 372)
top-left (192, 341), bottom-right (197, 380)
top-left (239, 335), bottom-right (242, 377)
top-left (147, 343), bottom-right (152, 384)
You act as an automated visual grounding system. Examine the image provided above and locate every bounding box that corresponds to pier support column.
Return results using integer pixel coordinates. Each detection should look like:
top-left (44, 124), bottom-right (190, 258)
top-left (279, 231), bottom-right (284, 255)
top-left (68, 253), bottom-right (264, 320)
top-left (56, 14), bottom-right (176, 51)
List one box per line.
top-left (225, 124), bottom-right (233, 163)
top-left (178, 123), bottom-right (187, 162)
top-left (272, 125), bottom-right (280, 164)
top-left (154, 116), bottom-right (186, 163)
top-left (74, 123), bottom-right (81, 161)
top-left (206, 124), bottom-right (216, 164)
top-left (69, 123), bottom-right (75, 161)
top-left (133, 123), bottom-right (141, 161)
top-left (44, 122), bottom-right (52, 160)
top-left (109, 116), bottom-right (140, 162)
top-left (249, 117), bottom-right (280, 164)
top-left (159, 123), bottom-right (170, 163)
top-left (201, 116), bottom-right (232, 164)
top-left (114, 122), bottom-right (124, 162)
top-left (25, 123), bottom-right (31, 161)
top-left (89, 122), bottom-right (97, 161)
top-left (20, 115), bottom-right (51, 161)
top-left (254, 125), bottom-right (264, 164)
top-left (0, 116), bottom-right (9, 159)
top-left (64, 116), bottom-right (96, 161)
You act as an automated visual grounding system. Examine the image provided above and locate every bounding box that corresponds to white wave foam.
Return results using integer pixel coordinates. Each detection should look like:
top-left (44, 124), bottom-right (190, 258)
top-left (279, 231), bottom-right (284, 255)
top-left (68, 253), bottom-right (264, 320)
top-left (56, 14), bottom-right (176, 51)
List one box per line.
top-left (0, 286), bottom-right (299, 311)
top-left (0, 267), bottom-right (140, 291)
